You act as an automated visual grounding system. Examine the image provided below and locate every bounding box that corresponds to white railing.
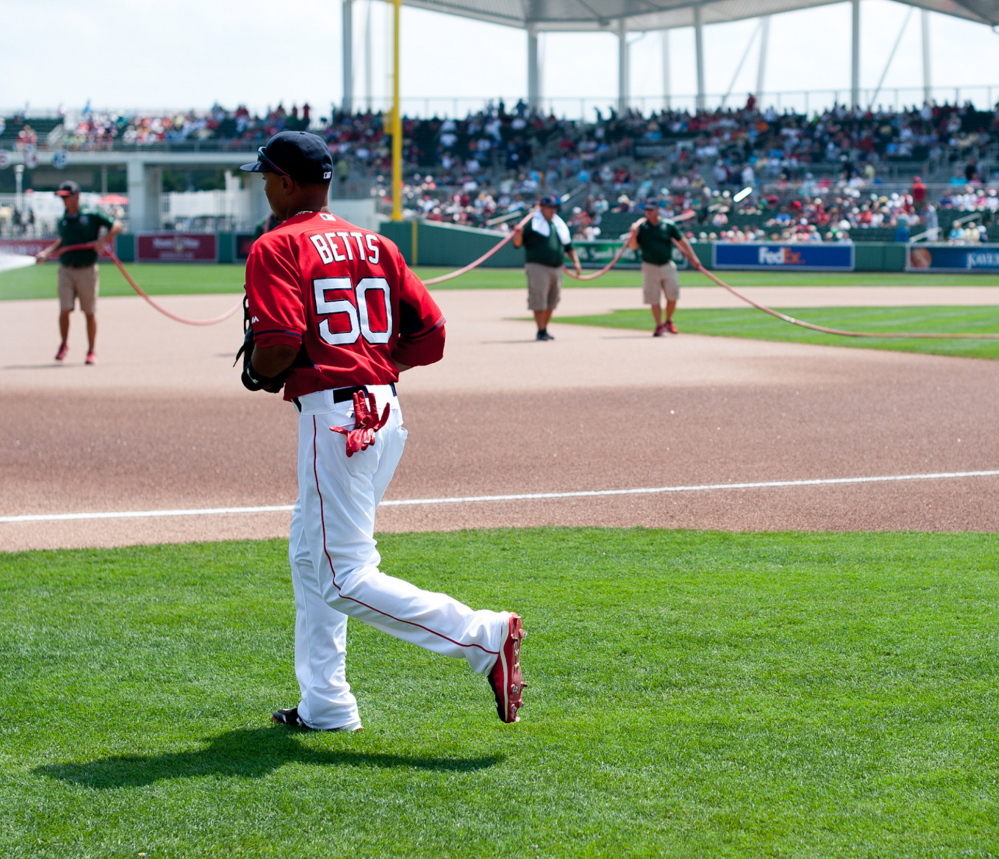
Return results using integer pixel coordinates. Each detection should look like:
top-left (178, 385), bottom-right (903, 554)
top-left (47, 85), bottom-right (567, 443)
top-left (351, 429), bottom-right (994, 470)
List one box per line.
top-left (4, 84), bottom-right (998, 124)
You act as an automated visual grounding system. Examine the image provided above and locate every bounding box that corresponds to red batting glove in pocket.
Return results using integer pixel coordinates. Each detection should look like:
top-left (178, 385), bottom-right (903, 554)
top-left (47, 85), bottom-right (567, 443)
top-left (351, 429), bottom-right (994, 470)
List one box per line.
top-left (330, 390), bottom-right (391, 457)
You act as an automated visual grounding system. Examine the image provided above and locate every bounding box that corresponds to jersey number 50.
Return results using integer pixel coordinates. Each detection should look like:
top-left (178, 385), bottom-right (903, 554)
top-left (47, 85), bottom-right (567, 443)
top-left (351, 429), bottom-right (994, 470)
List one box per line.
top-left (313, 277), bottom-right (392, 346)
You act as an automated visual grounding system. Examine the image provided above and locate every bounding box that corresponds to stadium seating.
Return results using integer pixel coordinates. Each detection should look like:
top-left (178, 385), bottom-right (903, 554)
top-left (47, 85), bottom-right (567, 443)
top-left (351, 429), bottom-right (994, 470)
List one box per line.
top-left (2, 100), bottom-right (996, 243)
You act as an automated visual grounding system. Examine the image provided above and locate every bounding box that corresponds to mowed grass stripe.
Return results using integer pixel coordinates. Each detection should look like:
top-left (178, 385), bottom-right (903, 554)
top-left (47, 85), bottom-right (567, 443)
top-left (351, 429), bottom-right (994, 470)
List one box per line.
top-left (1, 528), bottom-right (997, 857)
top-left (562, 304), bottom-right (999, 360)
top-left (4, 261), bottom-right (999, 300)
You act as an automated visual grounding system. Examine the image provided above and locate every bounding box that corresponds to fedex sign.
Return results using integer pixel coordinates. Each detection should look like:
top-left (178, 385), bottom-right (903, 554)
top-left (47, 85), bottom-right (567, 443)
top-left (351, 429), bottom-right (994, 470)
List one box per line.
top-left (758, 246), bottom-right (804, 266)
top-left (714, 242), bottom-right (854, 271)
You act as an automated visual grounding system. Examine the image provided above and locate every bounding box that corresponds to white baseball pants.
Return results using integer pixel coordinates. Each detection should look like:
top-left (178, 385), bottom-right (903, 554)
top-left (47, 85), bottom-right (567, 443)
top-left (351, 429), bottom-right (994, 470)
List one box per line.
top-left (288, 385), bottom-right (509, 730)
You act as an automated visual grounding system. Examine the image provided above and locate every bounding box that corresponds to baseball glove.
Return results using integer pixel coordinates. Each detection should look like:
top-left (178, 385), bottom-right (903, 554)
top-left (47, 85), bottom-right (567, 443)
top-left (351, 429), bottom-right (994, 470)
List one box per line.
top-left (235, 296), bottom-right (290, 394)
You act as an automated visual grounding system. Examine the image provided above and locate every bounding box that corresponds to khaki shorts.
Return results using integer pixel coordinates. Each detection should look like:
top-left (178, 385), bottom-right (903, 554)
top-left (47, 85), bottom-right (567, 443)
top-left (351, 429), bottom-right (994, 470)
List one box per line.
top-left (525, 262), bottom-right (563, 311)
top-left (641, 261), bottom-right (680, 305)
top-left (58, 264), bottom-right (100, 314)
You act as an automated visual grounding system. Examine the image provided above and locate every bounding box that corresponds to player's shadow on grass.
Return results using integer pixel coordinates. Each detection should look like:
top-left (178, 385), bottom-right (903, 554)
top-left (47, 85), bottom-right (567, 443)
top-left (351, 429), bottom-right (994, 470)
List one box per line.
top-left (35, 727), bottom-right (503, 789)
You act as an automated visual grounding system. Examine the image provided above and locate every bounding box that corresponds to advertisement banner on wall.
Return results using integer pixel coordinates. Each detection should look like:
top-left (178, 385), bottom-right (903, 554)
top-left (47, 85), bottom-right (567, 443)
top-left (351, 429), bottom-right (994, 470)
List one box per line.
top-left (575, 241), bottom-right (641, 269)
top-left (713, 242), bottom-right (855, 271)
top-left (905, 243), bottom-right (999, 272)
top-left (573, 241), bottom-right (690, 270)
top-left (235, 234), bottom-right (257, 261)
top-left (136, 233), bottom-right (218, 262)
top-left (0, 238), bottom-right (51, 257)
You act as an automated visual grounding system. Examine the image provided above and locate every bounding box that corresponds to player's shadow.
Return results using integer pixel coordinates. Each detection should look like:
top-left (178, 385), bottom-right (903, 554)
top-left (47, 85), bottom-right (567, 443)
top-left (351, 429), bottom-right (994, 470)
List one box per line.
top-left (3, 363), bottom-right (68, 370)
top-left (35, 727), bottom-right (503, 789)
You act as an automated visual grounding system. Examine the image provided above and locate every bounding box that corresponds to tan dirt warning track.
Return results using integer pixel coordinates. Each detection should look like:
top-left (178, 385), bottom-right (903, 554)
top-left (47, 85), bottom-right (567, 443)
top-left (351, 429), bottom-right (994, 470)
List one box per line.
top-left (2, 285), bottom-right (999, 552)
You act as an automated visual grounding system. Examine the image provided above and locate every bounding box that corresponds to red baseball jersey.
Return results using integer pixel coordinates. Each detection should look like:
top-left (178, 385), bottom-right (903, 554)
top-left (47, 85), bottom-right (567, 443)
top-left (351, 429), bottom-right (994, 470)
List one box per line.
top-left (244, 211), bottom-right (445, 400)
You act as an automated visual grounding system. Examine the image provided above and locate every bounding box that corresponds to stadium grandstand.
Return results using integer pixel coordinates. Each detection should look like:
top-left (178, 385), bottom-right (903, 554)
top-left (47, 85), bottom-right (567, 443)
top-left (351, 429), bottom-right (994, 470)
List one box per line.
top-left (2, 98), bottom-right (996, 245)
top-left (1, 0), bottom-right (997, 247)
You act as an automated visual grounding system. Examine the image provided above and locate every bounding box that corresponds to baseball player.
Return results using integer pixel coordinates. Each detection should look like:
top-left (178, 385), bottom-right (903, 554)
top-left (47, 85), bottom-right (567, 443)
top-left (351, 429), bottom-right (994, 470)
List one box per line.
top-left (627, 200), bottom-right (695, 336)
top-left (239, 131), bottom-right (524, 730)
top-left (511, 195), bottom-right (581, 341)
top-left (35, 180), bottom-right (122, 364)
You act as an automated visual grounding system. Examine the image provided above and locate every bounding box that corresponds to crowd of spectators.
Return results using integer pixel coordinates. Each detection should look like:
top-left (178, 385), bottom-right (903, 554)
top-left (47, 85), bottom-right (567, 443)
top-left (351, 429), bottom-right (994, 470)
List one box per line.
top-left (44, 96), bottom-right (998, 182)
top-left (59, 101), bottom-right (314, 149)
top-left (5, 97), bottom-right (997, 243)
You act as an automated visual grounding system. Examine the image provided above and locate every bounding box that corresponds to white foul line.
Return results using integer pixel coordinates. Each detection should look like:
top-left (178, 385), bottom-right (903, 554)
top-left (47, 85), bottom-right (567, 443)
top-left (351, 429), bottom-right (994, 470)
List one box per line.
top-left (3, 469), bottom-right (999, 524)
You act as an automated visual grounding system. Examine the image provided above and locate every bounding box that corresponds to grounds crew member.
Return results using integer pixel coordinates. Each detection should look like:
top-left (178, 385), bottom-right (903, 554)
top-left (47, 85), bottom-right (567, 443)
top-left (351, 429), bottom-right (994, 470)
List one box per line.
top-left (36, 180), bottom-right (122, 364)
top-left (627, 199), bottom-right (696, 336)
top-left (511, 195), bottom-right (582, 341)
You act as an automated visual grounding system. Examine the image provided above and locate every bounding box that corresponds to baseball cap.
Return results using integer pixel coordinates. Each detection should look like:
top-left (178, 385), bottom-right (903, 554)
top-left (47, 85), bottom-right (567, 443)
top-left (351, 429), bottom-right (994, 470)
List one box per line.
top-left (55, 180), bottom-right (80, 196)
top-left (643, 198), bottom-right (661, 209)
top-left (538, 195), bottom-right (560, 207)
top-left (240, 131), bottom-right (333, 183)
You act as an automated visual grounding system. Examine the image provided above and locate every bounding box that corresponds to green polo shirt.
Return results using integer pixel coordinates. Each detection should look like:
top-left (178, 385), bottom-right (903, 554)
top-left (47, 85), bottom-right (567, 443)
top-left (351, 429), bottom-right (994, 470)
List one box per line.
top-left (58, 208), bottom-right (115, 267)
top-left (635, 218), bottom-right (683, 266)
top-left (521, 220), bottom-right (570, 268)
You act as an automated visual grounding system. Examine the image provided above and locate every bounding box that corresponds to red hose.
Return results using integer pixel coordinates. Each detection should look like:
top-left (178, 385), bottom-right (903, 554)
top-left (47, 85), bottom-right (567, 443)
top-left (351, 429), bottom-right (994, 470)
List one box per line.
top-left (423, 212), bottom-right (535, 285)
top-left (53, 243), bottom-right (241, 326)
top-left (680, 243), bottom-right (999, 341)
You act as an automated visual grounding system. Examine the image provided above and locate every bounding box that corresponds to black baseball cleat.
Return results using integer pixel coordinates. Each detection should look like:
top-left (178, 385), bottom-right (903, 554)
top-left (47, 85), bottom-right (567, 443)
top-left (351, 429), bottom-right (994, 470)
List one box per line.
top-left (536, 330), bottom-right (554, 341)
top-left (271, 707), bottom-right (363, 732)
top-left (488, 613), bottom-right (525, 723)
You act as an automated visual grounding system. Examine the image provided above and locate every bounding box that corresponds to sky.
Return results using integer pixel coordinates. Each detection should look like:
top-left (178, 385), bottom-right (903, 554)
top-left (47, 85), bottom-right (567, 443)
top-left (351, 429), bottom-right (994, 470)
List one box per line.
top-left (4, 0), bottom-right (999, 119)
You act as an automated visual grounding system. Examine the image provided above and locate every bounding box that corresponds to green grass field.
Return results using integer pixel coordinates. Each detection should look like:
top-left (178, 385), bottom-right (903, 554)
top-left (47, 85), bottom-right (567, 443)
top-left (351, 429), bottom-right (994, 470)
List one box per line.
top-left (5, 262), bottom-right (999, 361)
top-left (3, 261), bottom-right (999, 301)
top-left (5, 257), bottom-right (999, 855)
top-left (2, 528), bottom-right (997, 858)
top-left (560, 305), bottom-right (999, 360)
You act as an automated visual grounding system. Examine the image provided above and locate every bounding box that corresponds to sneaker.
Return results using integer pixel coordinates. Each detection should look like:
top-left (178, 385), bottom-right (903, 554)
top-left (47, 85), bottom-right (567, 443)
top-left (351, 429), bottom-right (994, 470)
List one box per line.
top-left (488, 613), bottom-right (525, 723)
top-left (271, 707), bottom-right (363, 732)
top-left (85, 351), bottom-right (97, 365)
top-left (664, 320), bottom-right (678, 334)
top-left (55, 343), bottom-right (68, 361)
top-left (653, 324), bottom-right (665, 337)
top-left (535, 330), bottom-right (553, 341)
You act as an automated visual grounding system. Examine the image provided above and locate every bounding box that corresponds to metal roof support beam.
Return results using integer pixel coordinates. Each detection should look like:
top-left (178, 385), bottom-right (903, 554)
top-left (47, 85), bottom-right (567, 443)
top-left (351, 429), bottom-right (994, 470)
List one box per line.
top-left (528, 24), bottom-right (541, 112)
top-left (618, 20), bottom-right (630, 114)
top-left (342, 0), bottom-right (354, 114)
top-left (922, 9), bottom-right (932, 104)
top-left (694, 3), bottom-right (706, 112)
top-left (851, 0), bottom-right (861, 107)
top-left (757, 15), bottom-right (770, 104)
top-left (661, 29), bottom-right (671, 110)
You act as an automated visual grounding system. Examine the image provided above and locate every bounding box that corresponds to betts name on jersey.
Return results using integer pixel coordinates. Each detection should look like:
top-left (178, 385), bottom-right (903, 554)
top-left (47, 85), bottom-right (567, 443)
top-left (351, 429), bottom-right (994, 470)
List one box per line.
top-left (244, 212), bottom-right (446, 400)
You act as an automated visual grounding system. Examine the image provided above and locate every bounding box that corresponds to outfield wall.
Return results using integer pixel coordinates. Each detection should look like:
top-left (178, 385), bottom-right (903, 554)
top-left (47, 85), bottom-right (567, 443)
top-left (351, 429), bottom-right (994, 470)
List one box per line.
top-left (13, 221), bottom-right (973, 274)
top-left (378, 220), bottom-right (915, 273)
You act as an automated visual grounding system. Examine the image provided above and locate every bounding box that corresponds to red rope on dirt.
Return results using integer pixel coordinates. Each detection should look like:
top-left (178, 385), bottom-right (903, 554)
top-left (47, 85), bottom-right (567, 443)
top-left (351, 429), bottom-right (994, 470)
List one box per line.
top-left (562, 209), bottom-right (696, 281)
top-left (55, 243), bottom-right (241, 326)
top-left (562, 237), bottom-right (632, 281)
top-left (422, 212), bottom-right (535, 285)
top-left (679, 241), bottom-right (999, 341)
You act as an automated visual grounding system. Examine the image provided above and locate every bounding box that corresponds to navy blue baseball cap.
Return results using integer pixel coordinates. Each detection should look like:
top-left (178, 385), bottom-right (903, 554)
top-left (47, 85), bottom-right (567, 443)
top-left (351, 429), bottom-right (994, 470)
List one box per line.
top-left (538, 195), bottom-right (560, 207)
top-left (643, 198), bottom-right (661, 209)
top-left (240, 131), bottom-right (333, 183)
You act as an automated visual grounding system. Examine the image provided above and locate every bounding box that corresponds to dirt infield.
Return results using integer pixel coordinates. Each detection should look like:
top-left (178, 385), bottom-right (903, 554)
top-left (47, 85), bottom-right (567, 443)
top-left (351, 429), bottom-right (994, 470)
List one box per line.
top-left (3, 284), bottom-right (999, 552)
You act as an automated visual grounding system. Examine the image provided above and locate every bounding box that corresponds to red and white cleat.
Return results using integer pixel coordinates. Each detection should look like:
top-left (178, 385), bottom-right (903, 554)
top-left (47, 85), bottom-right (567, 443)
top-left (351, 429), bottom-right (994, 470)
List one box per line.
top-left (488, 613), bottom-right (525, 723)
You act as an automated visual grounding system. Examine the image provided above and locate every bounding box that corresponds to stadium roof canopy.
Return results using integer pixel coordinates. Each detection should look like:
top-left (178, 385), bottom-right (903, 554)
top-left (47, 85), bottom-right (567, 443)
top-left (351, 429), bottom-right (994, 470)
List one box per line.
top-left (399, 0), bottom-right (999, 31)
top-left (339, 0), bottom-right (999, 112)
